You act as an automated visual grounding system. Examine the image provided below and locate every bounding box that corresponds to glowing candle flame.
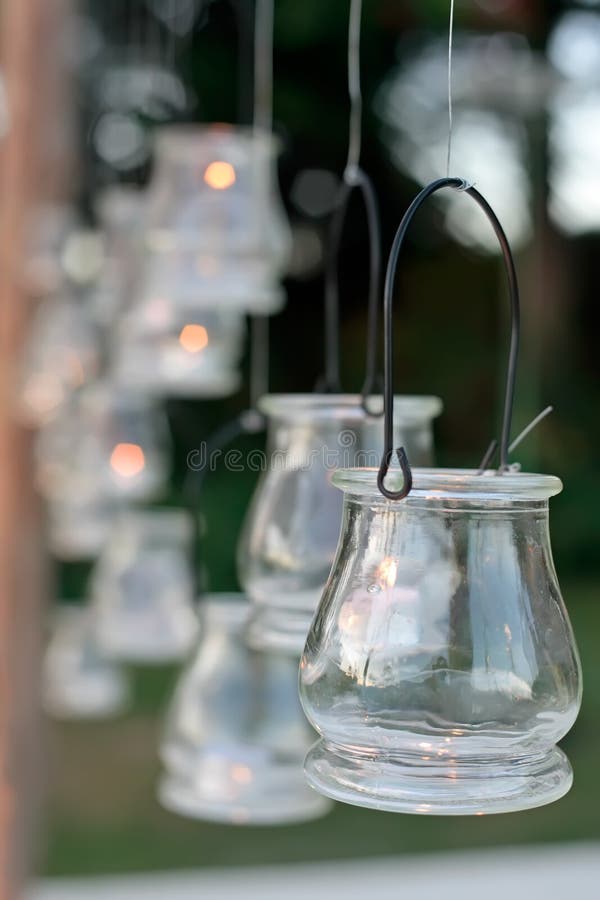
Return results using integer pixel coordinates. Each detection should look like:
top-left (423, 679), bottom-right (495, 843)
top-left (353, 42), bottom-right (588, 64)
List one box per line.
top-left (231, 764), bottom-right (253, 785)
top-left (203, 160), bottom-right (236, 190)
top-left (110, 443), bottom-right (145, 478)
top-left (179, 324), bottom-right (209, 353)
top-left (376, 556), bottom-right (398, 588)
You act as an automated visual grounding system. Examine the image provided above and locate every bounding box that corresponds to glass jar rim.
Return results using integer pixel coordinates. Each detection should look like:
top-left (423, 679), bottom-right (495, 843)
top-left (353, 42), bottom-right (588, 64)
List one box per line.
top-left (116, 508), bottom-right (193, 538)
top-left (332, 467), bottom-right (563, 500)
top-left (257, 394), bottom-right (443, 423)
top-left (154, 123), bottom-right (282, 162)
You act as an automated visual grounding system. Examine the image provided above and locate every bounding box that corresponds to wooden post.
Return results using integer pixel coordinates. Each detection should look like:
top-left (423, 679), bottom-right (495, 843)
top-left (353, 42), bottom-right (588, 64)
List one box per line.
top-left (0, 1), bottom-right (72, 896)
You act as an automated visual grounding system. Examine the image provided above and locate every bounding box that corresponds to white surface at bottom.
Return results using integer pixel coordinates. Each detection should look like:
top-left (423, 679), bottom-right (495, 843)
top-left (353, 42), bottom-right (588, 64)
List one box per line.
top-left (32, 842), bottom-right (600, 900)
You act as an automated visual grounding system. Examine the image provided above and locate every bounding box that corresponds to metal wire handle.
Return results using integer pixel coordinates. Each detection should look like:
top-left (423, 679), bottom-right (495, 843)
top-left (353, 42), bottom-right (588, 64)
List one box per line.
top-left (321, 166), bottom-right (383, 406)
top-left (377, 176), bottom-right (521, 500)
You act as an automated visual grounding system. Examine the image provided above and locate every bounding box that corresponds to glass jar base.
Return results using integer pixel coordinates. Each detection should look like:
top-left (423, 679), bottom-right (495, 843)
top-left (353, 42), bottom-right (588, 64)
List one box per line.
top-left (304, 740), bottom-right (573, 815)
top-left (158, 771), bottom-right (332, 826)
top-left (246, 603), bottom-right (314, 655)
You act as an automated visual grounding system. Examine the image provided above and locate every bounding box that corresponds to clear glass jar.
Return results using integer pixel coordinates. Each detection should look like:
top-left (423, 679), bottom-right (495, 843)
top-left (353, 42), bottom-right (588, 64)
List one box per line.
top-left (300, 468), bottom-right (582, 815)
top-left (136, 124), bottom-right (291, 317)
top-left (34, 382), bottom-right (171, 503)
top-left (145, 124), bottom-right (291, 267)
top-left (159, 594), bottom-right (332, 825)
top-left (17, 292), bottom-right (100, 427)
top-left (237, 394), bottom-right (442, 653)
top-left (90, 509), bottom-right (198, 663)
top-left (135, 249), bottom-right (285, 317)
top-left (46, 495), bottom-right (114, 561)
top-left (42, 605), bottom-right (130, 719)
top-left (113, 304), bottom-right (245, 399)
top-left (90, 185), bottom-right (146, 327)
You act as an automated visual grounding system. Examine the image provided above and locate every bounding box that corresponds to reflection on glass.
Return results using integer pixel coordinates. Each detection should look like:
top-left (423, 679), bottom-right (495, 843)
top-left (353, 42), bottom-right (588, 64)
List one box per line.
top-left (90, 509), bottom-right (198, 663)
top-left (300, 468), bottom-right (582, 815)
top-left (238, 394), bottom-right (442, 654)
top-left (159, 595), bottom-right (332, 825)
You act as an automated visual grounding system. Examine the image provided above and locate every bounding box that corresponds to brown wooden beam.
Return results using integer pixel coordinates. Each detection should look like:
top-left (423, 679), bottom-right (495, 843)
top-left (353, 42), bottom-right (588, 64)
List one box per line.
top-left (0, 1), bottom-right (72, 896)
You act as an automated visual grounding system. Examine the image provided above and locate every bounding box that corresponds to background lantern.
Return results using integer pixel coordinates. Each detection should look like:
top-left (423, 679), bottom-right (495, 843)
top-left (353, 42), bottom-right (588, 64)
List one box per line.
top-left (90, 508), bottom-right (198, 664)
top-left (238, 393), bottom-right (442, 654)
top-left (42, 605), bottom-right (130, 720)
top-left (159, 594), bottom-right (332, 825)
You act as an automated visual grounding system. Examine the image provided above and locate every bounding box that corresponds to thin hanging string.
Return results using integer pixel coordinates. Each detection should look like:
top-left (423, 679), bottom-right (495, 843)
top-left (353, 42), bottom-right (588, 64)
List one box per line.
top-left (321, 0), bottom-right (366, 391)
top-left (446, 0), bottom-right (455, 177)
top-left (253, 0), bottom-right (273, 134)
top-left (508, 405), bottom-right (553, 454)
top-left (478, 405), bottom-right (554, 472)
top-left (346, 0), bottom-right (363, 177)
top-left (247, 0), bottom-right (275, 404)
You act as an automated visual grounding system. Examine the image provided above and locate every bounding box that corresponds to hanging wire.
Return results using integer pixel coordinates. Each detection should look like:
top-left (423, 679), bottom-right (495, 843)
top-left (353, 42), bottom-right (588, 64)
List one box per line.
top-left (377, 178), bottom-right (521, 500)
top-left (346, 0), bottom-right (363, 176)
top-left (320, 0), bottom-right (384, 401)
top-left (182, 0), bottom-right (274, 517)
top-left (254, 0), bottom-right (273, 135)
top-left (446, 0), bottom-right (455, 177)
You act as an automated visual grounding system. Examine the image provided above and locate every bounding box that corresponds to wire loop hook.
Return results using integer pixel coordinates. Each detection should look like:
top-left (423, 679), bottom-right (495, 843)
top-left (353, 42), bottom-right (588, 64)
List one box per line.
top-left (377, 177), bottom-right (521, 500)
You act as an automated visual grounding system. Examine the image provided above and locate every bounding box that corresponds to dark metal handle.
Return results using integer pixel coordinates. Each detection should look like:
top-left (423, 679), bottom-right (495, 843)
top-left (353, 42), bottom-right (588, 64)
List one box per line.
top-left (320, 166), bottom-right (382, 405)
top-left (377, 177), bottom-right (521, 500)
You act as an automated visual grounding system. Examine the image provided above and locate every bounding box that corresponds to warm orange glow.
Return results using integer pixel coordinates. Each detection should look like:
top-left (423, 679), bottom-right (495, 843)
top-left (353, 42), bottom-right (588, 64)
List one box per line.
top-left (110, 443), bottom-right (145, 478)
top-left (203, 160), bottom-right (236, 190)
top-left (376, 556), bottom-right (398, 588)
top-left (179, 324), bottom-right (209, 353)
top-left (231, 764), bottom-right (253, 785)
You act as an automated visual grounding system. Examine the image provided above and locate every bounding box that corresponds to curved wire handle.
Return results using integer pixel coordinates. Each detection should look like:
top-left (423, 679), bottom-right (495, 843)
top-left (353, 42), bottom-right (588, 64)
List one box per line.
top-left (377, 176), bottom-right (521, 500)
top-left (321, 165), bottom-right (383, 408)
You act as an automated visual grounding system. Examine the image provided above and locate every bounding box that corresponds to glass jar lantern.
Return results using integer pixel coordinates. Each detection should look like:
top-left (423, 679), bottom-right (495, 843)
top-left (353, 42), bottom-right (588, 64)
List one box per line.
top-left (159, 595), bottom-right (332, 825)
top-left (43, 605), bottom-right (130, 720)
top-left (298, 177), bottom-right (582, 815)
top-left (18, 291), bottom-right (100, 427)
top-left (140, 124), bottom-right (291, 317)
top-left (300, 468), bottom-right (581, 814)
top-left (113, 303), bottom-right (245, 399)
top-left (237, 393), bottom-right (442, 653)
top-left (34, 381), bottom-right (171, 504)
top-left (90, 509), bottom-right (198, 663)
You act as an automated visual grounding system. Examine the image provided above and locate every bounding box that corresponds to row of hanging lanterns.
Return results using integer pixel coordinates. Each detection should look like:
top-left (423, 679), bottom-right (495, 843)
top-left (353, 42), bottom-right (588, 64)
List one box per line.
top-left (28, 0), bottom-right (581, 826)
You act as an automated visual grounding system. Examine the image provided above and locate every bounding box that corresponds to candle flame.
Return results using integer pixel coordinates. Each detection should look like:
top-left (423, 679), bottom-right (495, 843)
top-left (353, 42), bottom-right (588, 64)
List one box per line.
top-left (203, 160), bottom-right (236, 190)
top-left (179, 324), bottom-right (209, 353)
top-left (110, 443), bottom-right (145, 478)
top-left (376, 556), bottom-right (398, 588)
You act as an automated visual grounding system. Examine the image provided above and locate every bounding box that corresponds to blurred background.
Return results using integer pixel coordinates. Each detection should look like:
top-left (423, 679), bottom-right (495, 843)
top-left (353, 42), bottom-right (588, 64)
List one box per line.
top-left (0, 0), bottom-right (598, 894)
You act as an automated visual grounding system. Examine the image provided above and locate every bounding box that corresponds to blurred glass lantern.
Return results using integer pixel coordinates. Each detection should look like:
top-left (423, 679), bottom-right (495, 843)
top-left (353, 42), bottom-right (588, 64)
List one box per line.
top-left (136, 248), bottom-right (285, 318)
top-left (23, 204), bottom-right (75, 298)
top-left (46, 495), bottom-right (114, 561)
top-left (299, 468), bottom-right (582, 815)
top-left (159, 595), bottom-right (332, 825)
top-left (237, 394), bottom-right (442, 653)
top-left (90, 185), bottom-right (146, 327)
top-left (112, 303), bottom-right (245, 398)
top-left (17, 292), bottom-right (100, 427)
top-left (90, 509), bottom-right (198, 663)
top-left (34, 381), bottom-right (170, 504)
top-left (43, 605), bottom-right (130, 719)
top-left (140, 124), bottom-right (291, 316)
